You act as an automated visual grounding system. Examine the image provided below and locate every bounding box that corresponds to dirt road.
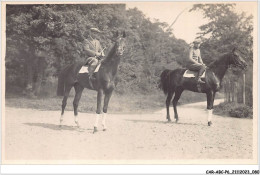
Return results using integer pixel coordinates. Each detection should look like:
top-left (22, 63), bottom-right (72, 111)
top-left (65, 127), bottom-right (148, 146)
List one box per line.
top-left (3, 99), bottom-right (253, 163)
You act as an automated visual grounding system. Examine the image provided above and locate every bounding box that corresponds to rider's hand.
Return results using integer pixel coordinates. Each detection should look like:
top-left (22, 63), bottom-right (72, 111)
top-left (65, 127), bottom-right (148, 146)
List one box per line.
top-left (96, 52), bottom-right (101, 57)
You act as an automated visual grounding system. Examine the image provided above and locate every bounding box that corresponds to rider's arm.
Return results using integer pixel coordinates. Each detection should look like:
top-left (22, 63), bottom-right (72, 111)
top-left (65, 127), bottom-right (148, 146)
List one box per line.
top-left (100, 49), bottom-right (105, 57)
top-left (97, 41), bottom-right (105, 57)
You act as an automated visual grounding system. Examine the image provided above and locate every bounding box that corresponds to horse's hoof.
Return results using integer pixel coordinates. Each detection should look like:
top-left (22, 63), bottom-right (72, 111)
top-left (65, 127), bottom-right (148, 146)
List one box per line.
top-left (167, 119), bottom-right (171, 122)
top-left (175, 119), bottom-right (179, 123)
top-left (93, 127), bottom-right (98, 134)
top-left (75, 121), bottom-right (80, 127)
top-left (208, 121), bottom-right (212, 126)
top-left (103, 129), bottom-right (107, 131)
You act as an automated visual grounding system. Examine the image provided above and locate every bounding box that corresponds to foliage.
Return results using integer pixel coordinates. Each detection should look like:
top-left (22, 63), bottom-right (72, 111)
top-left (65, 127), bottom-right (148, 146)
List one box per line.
top-left (6, 4), bottom-right (188, 96)
top-left (190, 4), bottom-right (253, 107)
top-left (214, 102), bottom-right (253, 118)
top-left (6, 3), bottom-right (253, 112)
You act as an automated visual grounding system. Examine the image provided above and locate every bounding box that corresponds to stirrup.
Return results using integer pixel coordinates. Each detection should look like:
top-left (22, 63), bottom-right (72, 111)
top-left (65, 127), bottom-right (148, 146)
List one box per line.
top-left (197, 78), bottom-right (205, 84)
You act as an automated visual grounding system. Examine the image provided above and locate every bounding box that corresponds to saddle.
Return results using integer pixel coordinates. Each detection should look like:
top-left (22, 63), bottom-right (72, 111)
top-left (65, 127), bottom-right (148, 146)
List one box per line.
top-left (79, 63), bottom-right (101, 74)
top-left (183, 70), bottom-right (206, 78)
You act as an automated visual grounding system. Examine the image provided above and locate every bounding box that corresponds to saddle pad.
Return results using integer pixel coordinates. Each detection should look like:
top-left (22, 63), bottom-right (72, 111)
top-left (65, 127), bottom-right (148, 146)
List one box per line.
top-left (183, 70), bottom-right (205, 78)
top-left (79, 64), bottom-right (101, 74)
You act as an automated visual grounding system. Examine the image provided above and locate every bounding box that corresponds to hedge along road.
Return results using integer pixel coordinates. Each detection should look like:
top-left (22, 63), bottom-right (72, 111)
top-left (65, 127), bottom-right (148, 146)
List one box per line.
top-left (3, 99), bottom-right (253, 163)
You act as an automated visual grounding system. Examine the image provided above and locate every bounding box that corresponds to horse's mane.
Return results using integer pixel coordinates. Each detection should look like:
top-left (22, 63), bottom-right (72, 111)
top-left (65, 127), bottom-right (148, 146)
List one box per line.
top-left (103, 42), bottom-right (117, 63)
top-left (208, 53), bottom-right (230, 68)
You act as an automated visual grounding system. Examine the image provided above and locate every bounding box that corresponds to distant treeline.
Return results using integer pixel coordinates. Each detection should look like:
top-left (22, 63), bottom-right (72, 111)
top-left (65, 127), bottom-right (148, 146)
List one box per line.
top-left (5, 4), bottom-right (253, 106)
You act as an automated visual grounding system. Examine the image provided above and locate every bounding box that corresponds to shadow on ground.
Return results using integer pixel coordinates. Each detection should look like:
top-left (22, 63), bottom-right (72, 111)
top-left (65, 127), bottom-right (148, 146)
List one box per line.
top-left (125, 119), bottom-right (205, 126)
top-left (24, 123), bottom-right (91, 132)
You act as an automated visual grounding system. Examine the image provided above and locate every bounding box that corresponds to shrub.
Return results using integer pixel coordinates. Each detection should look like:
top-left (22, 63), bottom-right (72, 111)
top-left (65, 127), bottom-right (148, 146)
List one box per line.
top-left (214, 102), bottom-right (253, 118)
top-left (229, 105), bottom-right (253, 118)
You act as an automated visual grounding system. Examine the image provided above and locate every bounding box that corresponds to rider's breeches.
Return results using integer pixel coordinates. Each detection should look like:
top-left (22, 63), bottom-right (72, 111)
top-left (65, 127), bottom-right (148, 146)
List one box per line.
top-left (187, 63), bottom-right (206, 78)
top-left (86, 57), bottom-right (98, 74)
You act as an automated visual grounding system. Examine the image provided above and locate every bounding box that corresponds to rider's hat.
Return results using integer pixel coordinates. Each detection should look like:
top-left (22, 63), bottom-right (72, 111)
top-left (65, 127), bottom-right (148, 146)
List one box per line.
top-left (90, 28), bottom-right (102, 33)
top-left (193, 39), bottom-right (201, 44)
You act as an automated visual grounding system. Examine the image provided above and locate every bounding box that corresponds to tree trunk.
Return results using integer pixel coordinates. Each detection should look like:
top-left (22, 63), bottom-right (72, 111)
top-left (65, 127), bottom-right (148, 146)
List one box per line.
top-left (231, 81), bottom-right (234, 102)
top-left (24, 54), bottom-right (35, 93)
top-left (228, 81), bottom-right (231, 102)
top-left (243, 73), bottom-right (246, 104)
top-left (34, 57), bottom-right (46, 96)
top-left (24, 54), bottom-right (47, 97)
top-left (234, 82), bottom-right (237, 103)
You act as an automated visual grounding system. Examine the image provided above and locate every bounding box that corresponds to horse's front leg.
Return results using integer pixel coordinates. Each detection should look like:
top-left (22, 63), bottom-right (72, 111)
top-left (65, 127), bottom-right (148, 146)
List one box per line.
top-left (206, 91), bottom-right (215, 126)
top-left (102, 88), bottom-right (114, 131)
top-left (73, 84), bottom-right (84, 127)
top-left (60, 85), bottom-right (73, 127)
top-left (93, 89), bottom-right (103, 134)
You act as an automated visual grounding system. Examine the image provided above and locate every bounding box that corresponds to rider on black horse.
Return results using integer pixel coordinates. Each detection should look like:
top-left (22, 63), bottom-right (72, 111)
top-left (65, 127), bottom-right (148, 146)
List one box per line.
top-left (83, 27), bottom-right (105, 79)
top-left (187, 39), bottom-right (206, 84)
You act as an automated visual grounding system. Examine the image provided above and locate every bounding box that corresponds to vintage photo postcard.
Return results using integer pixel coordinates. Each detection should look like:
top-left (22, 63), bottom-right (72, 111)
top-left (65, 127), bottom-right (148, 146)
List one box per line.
top-left (1, 1), bottom-right (258, 167)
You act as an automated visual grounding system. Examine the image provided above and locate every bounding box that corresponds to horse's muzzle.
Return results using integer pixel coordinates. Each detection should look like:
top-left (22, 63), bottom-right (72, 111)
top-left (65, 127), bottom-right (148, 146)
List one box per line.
top-left (241, 61), bottom-right (247, 70)
top-left (117, 50), bottom-right (124, 56)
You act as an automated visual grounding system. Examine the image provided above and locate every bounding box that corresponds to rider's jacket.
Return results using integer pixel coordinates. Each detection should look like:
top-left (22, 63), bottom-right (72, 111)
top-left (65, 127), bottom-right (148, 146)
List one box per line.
top-left (84, 38), bottom-right (104, 58)
top-left (189, 47), bottom-right (201, 63)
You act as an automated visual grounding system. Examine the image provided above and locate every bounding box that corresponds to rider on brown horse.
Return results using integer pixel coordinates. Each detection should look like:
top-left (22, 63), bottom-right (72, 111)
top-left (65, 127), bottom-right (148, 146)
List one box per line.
top-left (83, 27), bottom-right (105, 79)
top-left (187, 39), bottom-right (206, 84)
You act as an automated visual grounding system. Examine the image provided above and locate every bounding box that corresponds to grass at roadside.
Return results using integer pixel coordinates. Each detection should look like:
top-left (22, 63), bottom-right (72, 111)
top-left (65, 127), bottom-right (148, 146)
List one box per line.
top-left (5, 90), bottom-right (165, 114)
top-left (5, 90), bottom-right (222, 114)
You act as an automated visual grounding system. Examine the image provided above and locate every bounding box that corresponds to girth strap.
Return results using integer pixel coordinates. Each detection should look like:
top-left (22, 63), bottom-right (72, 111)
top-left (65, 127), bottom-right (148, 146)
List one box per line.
top-left (197, 83), bottom-right (202, 92)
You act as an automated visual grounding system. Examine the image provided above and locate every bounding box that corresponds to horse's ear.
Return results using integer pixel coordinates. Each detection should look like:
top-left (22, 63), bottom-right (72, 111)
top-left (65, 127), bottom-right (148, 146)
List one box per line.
top-left (232, 47), bottom-right (236, 54)
top-left (115, 30), bottom-right (119, 38)
top-left (122, 31), bottom-right (126, 38)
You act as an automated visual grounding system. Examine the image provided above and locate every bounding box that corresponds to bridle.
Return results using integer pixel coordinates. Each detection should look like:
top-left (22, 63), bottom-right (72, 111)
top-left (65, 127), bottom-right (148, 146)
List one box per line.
top-left (229, 52), bottom-right (247, 70)
top-left (115, 37), bottom-right (125, 56)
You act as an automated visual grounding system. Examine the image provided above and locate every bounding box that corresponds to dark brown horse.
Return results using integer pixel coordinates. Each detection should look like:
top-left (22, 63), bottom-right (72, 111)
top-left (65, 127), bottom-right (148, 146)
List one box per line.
top-left (160, 48), bottom-right (247, 126)
top-left (57, 31), bottom-right (126, 133)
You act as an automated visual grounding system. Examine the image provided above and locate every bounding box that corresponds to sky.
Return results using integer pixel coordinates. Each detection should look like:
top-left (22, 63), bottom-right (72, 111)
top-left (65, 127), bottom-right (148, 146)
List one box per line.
top-left (125, 2), bottom-right (256, 43)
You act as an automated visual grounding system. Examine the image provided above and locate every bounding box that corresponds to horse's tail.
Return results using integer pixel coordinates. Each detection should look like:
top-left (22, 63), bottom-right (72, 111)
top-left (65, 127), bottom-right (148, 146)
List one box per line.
top-left (159, 69), bottom-right (171, 95)
top-left (56, 65), bottom-right (70, 96)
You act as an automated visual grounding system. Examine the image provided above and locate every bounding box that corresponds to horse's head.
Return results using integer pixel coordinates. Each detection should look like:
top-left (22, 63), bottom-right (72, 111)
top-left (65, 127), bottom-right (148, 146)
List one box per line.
top-left (114, 30), bottom-right (126, 56)
top-left (228, 48), bottom-right (247, 70)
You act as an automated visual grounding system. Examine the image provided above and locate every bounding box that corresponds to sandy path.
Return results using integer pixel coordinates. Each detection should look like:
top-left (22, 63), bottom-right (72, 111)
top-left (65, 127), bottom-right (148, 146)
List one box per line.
top-left (3, 99), bottom-right (253, 163)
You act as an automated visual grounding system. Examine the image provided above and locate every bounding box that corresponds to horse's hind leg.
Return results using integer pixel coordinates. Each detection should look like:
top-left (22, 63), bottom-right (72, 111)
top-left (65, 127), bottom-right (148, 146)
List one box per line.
top-left (73, 83), bottom-right (84, 127)
top-left (60, 85), bottom-right (73, 127)
top-left (172, 88), bottom-right (184, 123)
top-left (166, 91), bottom-right (174, 122)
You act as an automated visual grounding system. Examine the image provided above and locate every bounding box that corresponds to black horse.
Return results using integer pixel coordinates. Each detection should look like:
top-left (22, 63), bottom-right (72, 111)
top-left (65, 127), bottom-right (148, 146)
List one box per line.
top-left (160, 48), bottom-right (247, 126)
top-left (57, 31), bottom-right (126, 133)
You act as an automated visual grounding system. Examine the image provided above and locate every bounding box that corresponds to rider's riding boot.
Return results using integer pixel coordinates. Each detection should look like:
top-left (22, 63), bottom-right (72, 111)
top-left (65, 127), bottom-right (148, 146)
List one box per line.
top-left (88, 71), bottom-right (95, 89)
top-left (88, 66), bottom-right (95, 79)
top-left (89, 71), bottom-right (94, 79)
top-left (197, 77), bottom-right (205, 84)
top-left (197, 68), bottom-right (205, 84)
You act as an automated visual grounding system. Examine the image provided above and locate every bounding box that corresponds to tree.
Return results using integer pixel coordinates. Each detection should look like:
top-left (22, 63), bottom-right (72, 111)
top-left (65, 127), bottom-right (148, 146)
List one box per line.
top-left (5, 4), bottom-right (189, 96)
top-left (190, 4), bottom-right (253, 106)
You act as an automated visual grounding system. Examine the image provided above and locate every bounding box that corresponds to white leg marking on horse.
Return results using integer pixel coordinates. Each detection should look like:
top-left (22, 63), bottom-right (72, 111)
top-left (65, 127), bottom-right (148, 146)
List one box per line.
top-left (94, 114), bottom-right (101, 128)
top-left (75, 114), bottom-right (79, 127)
top-left (60, 115), bottom-right (64, 125)
top-left (75, 115), bottom-right (78, 122)
top-left (102, 113), bottom-right (107, 130)
top-left (208, 109), bottom-right (213, 122)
